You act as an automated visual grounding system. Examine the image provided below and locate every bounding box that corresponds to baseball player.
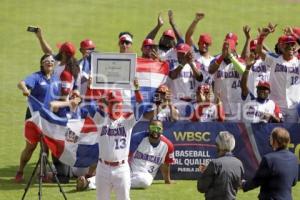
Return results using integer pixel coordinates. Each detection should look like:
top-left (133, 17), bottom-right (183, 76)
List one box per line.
top-left (209, 37), bottom-right (244, 121)
top-left (185, 12), bottom-right (215, 86)
top-left (95, 81), bottom-right (143, 200)
top-left (190, 84), bottom-right (225, 122)
top-left (76, 120), bottom-right (174, 191)
top-left (168, 43), bottom-right (203, 118)
top-left (256, 24), bottom-right (300, 122)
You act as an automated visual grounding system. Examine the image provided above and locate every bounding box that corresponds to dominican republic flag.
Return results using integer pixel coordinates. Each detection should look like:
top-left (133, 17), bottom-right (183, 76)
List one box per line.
top-left (26, 96), bottom-right (99, 167)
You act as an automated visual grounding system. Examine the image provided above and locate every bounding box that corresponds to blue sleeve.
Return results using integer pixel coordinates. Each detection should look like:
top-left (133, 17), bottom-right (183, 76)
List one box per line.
top-left (130, 131), bottom-right (149, 154)
top-left (24, 73), bottom-right (38, 89)
top-left (176, 37), bottom-right (184, 45)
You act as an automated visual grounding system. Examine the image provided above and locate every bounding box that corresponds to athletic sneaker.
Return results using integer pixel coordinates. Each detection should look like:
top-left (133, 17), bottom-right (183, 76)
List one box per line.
top-left (14, 171), bottom-right (24, 183)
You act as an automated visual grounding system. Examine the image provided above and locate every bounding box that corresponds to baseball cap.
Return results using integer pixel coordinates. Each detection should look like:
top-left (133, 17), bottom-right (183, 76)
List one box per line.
top-left (163, 29), bottom-right (176, 39)
top-left (224, 39), bottom-right (236, 51)
top-left (256, 81), bottom-right (270, 91)
top-left (59, 42), bottom-right (76, 57)
top-left (80, 39), bottom-right (96, 49)
top-left (176, 43), bottom-right (191, 53)
top-left (197, 84), bottom-right (210, 93)
top-left (225, 32), bottom-right (238, 44)
top-left (119, 34), bottom-right (133, 43)
top-left (250, 39), bottom-right (258, 50)
top-left (157, 84), bottom-right (169, 93)
top-left (292, 27), bottom-right (300, 37)
top-left (198, 34), bottom-right (212, 45)
top-left (107, 90), bottom-right (123, 103)
top-left (142, 38), bottom-right (156, 47)
top-left (281, 35), bottom-right (297, 44)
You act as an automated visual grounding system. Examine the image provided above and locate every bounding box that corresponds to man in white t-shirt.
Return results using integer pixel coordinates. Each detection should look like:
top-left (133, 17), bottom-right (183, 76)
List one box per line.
top-left (256, 24), bottom-right (300, 122)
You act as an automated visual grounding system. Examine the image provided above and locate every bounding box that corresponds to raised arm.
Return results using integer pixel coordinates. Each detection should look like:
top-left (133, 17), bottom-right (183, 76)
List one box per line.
top-left (168, 10), bottom-right (184, 43)
top-left (257, 23), bottom-right (277, 60)
top-left (240, 25), bottom-right (251, 60)
top-left (187, 51), bottom-right (203, 81)
top-left (35, 27), bottom-right (53, 55)
top-left (185, 12), bottom-right (205, 46)
top-left (209, 41), bottom-right (229, 74)
top-left (146, 13), bottom-right (164, 39)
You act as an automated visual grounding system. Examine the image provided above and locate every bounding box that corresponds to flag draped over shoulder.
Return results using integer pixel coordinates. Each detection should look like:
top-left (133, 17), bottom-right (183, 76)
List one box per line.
top-left (26, 96), bottom-right (99, 167)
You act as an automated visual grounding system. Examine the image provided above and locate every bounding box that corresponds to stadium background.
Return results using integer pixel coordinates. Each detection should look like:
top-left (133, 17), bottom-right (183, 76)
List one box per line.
top-left (0, 0), bottom-right (299, 199)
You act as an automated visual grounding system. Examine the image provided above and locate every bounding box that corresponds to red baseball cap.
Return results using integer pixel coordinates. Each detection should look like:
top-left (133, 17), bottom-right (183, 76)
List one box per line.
top-left (142, 38), bottom-right (156, 46)
top-left (257, 81), bottom-right (270, 91)
top-left (225, 32), bottom-right (238, 44)
top-left (107, 90), bottom-right (123, 103)
top-left (198, 34), bottom-right (212, 45)
top-left (163, 29), bottom-right (176, 39)
top-left (292, 27), bottom-right (300, 37)
top-left (59, 42), bottom-right (76, 57)
top-left (250, 39), bottom-right (258, 50)
top-left (176, 43), bottom-right (191, 53)
top-left (281, 35), bottom-right (297, 44)
top-left (197, 84), bottom-right (210, 93)
top-left (224, 39), bottom-right (236, 51)
top-left (80, 39), bottom-right (96, 49)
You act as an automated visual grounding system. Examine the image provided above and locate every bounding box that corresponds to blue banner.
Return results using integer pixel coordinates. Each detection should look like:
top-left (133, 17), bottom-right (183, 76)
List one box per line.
top-left (133, 122), bottom-right (300, 180)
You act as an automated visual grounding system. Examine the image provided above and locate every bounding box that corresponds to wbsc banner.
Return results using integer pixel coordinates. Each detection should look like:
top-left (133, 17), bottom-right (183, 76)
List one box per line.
top-left (133, 121), bottom-right (300, 180)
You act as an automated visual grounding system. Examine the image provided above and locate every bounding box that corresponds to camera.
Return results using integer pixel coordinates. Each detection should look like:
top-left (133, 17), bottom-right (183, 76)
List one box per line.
top-left (27, 26), bottom-right (38, 33)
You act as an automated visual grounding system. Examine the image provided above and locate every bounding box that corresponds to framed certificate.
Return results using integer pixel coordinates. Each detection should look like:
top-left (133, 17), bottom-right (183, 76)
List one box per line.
top-left (90, 52), bottom-right (136, 89)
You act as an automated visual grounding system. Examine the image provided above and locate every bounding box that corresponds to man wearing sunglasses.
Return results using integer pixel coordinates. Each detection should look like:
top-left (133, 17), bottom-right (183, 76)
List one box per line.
top-left (129, 120), bottom-right (174, 188)
top-left (119, 32), bottom-right (133, 53)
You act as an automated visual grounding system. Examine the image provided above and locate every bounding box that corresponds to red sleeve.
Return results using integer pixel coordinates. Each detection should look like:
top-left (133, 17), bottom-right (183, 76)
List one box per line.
top-left (161, 135), bottom-right (175, 164)
top-left (216, 103), bottom-right (225, 122)
top-left (274, 103), bottom-right (282, 119)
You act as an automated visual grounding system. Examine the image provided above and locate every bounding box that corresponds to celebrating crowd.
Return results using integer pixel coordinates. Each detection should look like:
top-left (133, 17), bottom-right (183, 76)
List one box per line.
top-left (15, 10), bottom-right (300, 200)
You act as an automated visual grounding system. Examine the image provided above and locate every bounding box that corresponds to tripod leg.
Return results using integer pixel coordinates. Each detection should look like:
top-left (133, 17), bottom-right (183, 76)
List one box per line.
top-left (21, 156), bottom-right (41, 200)
top-left (38, 149), bottom-right (44, 200)
top-left (45, 157), bottom-right (68, 200)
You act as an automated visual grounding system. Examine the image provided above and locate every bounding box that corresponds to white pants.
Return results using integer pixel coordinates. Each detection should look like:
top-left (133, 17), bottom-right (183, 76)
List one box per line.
top-left (96, 161), bottom-right (130, 200)
top-left (130, 172), bottom-right (153, 189)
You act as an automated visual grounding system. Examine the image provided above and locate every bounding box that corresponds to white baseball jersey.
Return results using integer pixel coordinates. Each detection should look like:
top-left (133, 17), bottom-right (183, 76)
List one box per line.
top-left (130, 132), bottom-right (174, 178)
top-left (190, 103), bottom-right (220, 122)
top-left (212, 56), bottom-right (242, 117)
top-left (159, 48), bottom-right (177, 63)
top-left (193, 50), bottom-right (215, 86)
top-left (247, 59), bottom-right (270, 96)
top-left (242, 97), bottom-right (282, 123)
top-left (97, 113), bottom-right (136, 162)
top-left (168, 63), bottom-right (198, 100)
top-left (265, 54), bottom-right (300, 109)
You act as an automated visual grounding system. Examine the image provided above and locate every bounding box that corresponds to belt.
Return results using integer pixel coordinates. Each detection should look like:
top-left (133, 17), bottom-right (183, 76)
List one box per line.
top-left (99, 158), bottom-right (125, 167)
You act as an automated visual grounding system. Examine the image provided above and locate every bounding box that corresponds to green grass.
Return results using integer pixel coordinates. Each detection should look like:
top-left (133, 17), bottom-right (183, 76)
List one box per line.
top-left (0, 0), bottom-right (300, 199)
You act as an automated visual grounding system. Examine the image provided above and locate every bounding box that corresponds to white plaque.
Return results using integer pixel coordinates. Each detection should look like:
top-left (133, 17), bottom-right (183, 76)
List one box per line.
top-left (90, 52), bottom-right (136, 89)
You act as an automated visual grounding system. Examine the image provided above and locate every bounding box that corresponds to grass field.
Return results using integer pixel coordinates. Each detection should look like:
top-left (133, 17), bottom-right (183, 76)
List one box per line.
top-left (0, 0), bottom-right (300, 199)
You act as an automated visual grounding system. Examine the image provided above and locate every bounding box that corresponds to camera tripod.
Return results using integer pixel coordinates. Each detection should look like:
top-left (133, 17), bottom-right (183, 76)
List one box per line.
top-left (21, 135), bottom-right (67, 200)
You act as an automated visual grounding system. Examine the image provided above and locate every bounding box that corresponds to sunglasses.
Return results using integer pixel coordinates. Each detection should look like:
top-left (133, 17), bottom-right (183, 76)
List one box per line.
top-left (149, 125), bottom-right (163, 133)
top-left (121, 40), bottom-right (132, 45)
